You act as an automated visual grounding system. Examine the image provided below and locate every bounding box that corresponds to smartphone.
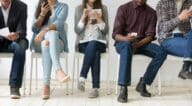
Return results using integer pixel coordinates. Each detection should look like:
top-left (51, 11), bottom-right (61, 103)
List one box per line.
top-left (89, 9), bottom-right (102, 20)
top-left (92, 9), bottom-right (102, 14)
top-left (130, 32), bottom-right (137, 37)
top-left (42, 0), bottom-right (48, 6)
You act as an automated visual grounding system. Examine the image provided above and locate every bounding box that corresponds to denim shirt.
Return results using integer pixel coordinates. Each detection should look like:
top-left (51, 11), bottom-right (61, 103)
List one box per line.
top-left (31, 1), bottom-right (69, 52)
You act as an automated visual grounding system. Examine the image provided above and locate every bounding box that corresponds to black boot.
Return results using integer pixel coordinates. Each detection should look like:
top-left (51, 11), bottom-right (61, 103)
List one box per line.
top-left (117, 86), bottom-right (128, 103)
top-left (136, 77), bottom-right (151, 97)
top-left (178, 61), bottom-right (192, 79)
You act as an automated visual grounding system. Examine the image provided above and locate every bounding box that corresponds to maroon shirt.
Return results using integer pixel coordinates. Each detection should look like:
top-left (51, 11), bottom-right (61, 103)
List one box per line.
top-left (112, 1), bottom-right (157, 41)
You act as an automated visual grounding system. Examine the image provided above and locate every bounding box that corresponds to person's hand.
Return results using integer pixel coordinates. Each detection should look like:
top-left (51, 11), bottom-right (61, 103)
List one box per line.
top-left (126, 33), bottom-right (137, 42)
top-left (178, 9), bottom-right (192, 21)
top-left (81, 9), bottom-right (90, 21)
top-left (40, 2), bottom-right (50, 16)
top-left (132, 42), bottom-right (140, 54)
top-left (92, 12), bottom-right (103, 23)
top-left (35, 30), bottom-right (46, 43)
top-left (7, 32), bottom-right (19, 41)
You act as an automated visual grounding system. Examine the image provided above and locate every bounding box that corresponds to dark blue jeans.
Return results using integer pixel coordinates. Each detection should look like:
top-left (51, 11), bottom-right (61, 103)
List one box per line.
top-left (161, 30), bottom-right (192, 60)
top-left (115, 41), bottom-right (167, 86)
top-left (79, 41), bottom-right (106, 88)
top-left (0, 38), bottom-right (28, 88)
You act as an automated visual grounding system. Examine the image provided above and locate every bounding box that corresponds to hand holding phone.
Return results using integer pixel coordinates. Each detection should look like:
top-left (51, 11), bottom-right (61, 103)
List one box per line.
top-left (130, 32), bottom-right (137, 37)
top-left (40, 0), bottom-right (50, 16)
top-left (89, 9), bottom-right (102, 19)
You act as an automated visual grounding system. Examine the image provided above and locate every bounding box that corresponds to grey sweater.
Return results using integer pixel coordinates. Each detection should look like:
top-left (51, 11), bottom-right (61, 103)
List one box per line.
top-left (74, 5), bottom-right (109, 51)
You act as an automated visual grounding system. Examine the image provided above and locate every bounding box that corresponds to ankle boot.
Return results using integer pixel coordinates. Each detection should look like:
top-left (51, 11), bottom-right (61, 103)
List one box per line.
top-left (136, 77), bottom-right (151, 97)
top-left (178, 61), bottom-right (192, 79)
top-left (117, 86), bottom-right (128, 103)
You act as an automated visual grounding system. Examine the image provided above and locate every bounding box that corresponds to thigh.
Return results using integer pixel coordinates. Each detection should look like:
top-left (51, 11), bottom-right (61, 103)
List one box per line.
top-left (78, 42), bottom-right (88, 53)
top-left (0, 38), bottom-right (12, 52)
top-left (161, 37), bottom-right (187, 57)
top-left (135, 43), bottom-right (164, 58)
top-left (9, 38), bottom-right (28, 51)
top-left (95, 41), bottom-right (106, 53)
top-left (115, 41), bottom-right (132, 54)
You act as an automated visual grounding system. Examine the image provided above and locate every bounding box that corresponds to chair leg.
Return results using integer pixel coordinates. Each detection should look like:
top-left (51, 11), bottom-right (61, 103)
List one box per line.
top-left (158, 72), bottom-right (162, 95)
top-left (23, 64), bottom-right (26, 96)
top-left (106, 54), bottom-right (111, 95)
top-left (115, 55), bottom-right (119, 95)
top-left (76, 56), bottom-right (80, 87)
top-left (65, 55), bottom-right (69, 95)
top-left (29, 55), bottom-right (33, 95)
top-left (35, 57), bottom-right (38, 90)
top-left (71, 54), bottom-right (76, 94)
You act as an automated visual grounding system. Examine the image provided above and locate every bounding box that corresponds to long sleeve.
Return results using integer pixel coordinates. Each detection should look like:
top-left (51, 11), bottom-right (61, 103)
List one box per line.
top-left (16, 4), bottom-right (27, 39)
top-left (100, 5), bottom-right (109, 36)
top-left (156, 1), bottom-right (181, 37)
top-left (53, 4), bottom-right (68, 31)
top-left (74, 5), bottom-right (85, 35)
top-left (112, 6), bottom-right (126, 40)
top-left (145, 11), bottom-right (157, 40)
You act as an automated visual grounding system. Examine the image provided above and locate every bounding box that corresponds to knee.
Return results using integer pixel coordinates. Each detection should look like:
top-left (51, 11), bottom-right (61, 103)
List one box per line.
top-left (46, 30), bottom-right (59, 41)
top-left (157, 49), bottom-right (167, 60)
top-left (41, 40), bottom-right (49, 47)
top-left (12, 42), bottom-right (25, 54)
top-left (120, 41), bottom-right (132, 52)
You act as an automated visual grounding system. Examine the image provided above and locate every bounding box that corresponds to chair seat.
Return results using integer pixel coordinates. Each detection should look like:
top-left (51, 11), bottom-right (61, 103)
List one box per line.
top-left (0, 53), bottom-right (14, 57)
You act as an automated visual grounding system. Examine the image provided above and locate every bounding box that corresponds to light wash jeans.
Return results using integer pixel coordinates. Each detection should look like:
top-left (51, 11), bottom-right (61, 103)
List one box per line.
top-left (33, 31), bottom-right (64, 85)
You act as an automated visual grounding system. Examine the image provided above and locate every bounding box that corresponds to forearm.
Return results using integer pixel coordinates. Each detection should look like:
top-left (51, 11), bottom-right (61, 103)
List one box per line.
top-left (35, 15), bottom-right (46, 28)
top-left (43, 24), bottom-right (56, 31)
top-left (114, 34), bottom-right (128, 42)
top-left (158, 17), bottom-right (181, 33)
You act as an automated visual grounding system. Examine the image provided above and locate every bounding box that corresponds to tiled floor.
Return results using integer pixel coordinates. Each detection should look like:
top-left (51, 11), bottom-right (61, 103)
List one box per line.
top-left (0, 82), bottom-right (192, 106)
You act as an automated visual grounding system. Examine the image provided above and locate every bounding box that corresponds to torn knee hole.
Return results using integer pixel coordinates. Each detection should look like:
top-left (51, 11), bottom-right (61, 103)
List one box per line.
top-left (42, 40), bottom-right (49, 46)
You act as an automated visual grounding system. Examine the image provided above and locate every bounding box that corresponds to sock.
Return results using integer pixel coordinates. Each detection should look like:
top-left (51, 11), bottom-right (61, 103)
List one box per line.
top-left (79, 77), bottom-right (86, 82)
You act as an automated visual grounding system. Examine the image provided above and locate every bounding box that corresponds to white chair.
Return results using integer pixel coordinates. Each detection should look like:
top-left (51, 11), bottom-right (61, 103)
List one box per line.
top-left (29, 23), bottom-right (69, 95)
top-left (71, 46), bottom-right (110, 95)
top-left (0, 53), bottom-right (26, 95)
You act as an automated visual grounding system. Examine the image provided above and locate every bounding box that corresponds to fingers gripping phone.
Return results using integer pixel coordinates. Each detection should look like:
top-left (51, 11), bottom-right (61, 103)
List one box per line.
top-left (42, 0), bottom-right (48, 6)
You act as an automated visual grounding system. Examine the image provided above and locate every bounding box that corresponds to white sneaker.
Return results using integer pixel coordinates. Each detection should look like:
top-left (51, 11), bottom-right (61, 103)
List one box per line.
top-left (88, 88), bottom-right (99, 98)
top-left (78, 77), bottom-right (85, 92)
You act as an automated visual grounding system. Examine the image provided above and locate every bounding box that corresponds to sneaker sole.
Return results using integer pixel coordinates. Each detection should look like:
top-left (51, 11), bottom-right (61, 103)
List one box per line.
top-left (178, 73), bottom-right (187, 80)
top-left (10, 95), bottom-right (20, 99)
top-left (88, 95), bottom-right (99, 98)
